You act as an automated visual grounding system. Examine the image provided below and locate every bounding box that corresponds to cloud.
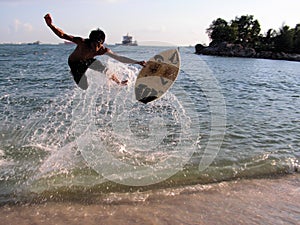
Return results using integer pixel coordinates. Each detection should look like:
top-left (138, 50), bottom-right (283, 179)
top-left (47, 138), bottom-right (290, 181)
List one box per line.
top-left (0, 0), bottom-right (34, 3)
top-left (23, 23), bottom-right (33, 32)
top-left (95, 0), bottom-right (125, 3)
top-left (0, 0), bottom-right (125, 4)
top-left (105, 0), bottom-right (125, 2)
top-left (77, 0), bottom-right (125, 3)
top-left (141, 25), bottom-right (167, 33)
top-left (9, 19), bottom-right (33, 34)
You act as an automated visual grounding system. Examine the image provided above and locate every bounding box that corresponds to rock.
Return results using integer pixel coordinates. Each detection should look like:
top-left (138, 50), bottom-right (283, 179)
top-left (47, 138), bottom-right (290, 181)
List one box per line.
top-left (256, 51), bottom-right (273, 59)
top-left (195, 42), bottom-right (300, 62)
top-left (195, 44), bottom-right (206, 54)
top-left (196, 42), bottom-right (256, 58)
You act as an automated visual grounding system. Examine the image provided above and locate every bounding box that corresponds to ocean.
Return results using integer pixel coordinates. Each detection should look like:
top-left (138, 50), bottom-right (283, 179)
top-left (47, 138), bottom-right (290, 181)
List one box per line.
top-left (0, 44), bottom-right (299, 224)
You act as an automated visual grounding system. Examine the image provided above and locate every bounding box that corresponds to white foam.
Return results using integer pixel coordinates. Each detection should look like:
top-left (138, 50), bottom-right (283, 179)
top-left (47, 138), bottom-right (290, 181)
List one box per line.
top-left (0, 149), bottom-right (14, 167)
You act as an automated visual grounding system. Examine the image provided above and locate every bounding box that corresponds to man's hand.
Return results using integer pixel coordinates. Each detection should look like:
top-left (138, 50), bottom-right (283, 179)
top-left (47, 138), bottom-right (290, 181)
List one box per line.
top-left (137, 61), bottom-right (147, 67)
top-left (44, 13), bottom-right (52, 26)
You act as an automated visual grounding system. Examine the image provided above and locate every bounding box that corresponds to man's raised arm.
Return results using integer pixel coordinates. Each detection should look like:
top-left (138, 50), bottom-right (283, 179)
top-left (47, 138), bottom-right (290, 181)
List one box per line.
top-left (44, 13), bottom-right (76, 42)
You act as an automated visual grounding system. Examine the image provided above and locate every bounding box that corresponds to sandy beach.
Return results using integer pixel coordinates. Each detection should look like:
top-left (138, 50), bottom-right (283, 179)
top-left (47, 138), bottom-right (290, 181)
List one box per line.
top-left (0, 174), bottom-right (299, 225)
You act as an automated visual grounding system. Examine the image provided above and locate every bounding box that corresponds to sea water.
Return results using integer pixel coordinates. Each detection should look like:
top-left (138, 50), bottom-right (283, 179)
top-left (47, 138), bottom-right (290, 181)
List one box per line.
top-left (0, 44), bottom-right (299, 206)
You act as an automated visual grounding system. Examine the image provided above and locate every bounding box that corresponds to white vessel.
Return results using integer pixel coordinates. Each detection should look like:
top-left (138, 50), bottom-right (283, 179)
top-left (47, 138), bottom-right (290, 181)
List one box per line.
top-left (116, 33), bottom-right (138, 46)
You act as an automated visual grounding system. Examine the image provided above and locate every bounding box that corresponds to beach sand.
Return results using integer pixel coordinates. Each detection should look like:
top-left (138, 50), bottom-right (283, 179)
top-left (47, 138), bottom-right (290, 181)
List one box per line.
top-left (0, 174), bottom-right (299, 225)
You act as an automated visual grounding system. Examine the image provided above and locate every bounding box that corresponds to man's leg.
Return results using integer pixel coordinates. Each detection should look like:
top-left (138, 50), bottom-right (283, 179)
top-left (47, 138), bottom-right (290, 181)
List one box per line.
top-left (89, 60), bottom-right (128, 85)
top-left (69, 61), bottom-right (89, 90)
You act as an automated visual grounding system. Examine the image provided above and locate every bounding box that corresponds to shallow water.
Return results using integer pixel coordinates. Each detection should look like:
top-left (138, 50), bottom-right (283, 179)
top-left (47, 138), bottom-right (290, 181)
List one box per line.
top-left (1, 175), bottom-right (299, 225)
top-left (0, 44), bottom-right (299, 206)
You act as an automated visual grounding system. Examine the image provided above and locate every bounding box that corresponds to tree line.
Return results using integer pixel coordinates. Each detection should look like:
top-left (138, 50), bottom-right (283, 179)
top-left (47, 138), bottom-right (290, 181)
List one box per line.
top-left (206, 15), bottom-right (300, 54)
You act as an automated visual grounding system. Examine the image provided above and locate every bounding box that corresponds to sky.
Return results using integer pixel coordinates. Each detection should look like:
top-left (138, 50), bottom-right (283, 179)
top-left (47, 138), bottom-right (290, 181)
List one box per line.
top-left (0, 0), bottom-right (299, 46)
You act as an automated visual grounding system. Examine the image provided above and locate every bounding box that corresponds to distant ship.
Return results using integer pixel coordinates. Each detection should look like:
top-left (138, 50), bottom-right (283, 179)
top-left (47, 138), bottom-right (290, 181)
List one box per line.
top-left (27, 41), bottom-right (40, 45)
top-left (116, 33), bottom-right (138, 46)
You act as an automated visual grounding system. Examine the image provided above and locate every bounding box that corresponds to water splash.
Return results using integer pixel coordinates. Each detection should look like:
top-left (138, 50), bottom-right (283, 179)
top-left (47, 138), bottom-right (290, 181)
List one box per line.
top-left (0, 58), bottom-right (197, 193)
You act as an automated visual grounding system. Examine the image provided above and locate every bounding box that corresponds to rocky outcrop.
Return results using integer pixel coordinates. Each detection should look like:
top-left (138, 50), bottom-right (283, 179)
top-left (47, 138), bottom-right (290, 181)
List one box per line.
top-left (198, 42), bottom-right (256, 57)
top-left (256, 51), bottom-right (300, 61)
top-left (195, 42), bottom-right (300, 62)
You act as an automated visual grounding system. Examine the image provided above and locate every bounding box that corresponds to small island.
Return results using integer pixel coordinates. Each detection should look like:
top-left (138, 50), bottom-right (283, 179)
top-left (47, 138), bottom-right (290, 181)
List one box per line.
top-left (195, 15), bottom-right (300, 62)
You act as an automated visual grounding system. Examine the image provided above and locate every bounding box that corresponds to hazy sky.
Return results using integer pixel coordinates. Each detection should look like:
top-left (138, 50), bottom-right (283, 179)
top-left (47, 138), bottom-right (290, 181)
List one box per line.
top-left (0, 0), bottom-right (299, 45)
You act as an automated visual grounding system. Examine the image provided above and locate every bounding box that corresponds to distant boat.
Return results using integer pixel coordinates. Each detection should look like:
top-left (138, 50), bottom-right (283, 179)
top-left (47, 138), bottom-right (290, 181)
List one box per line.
top-left (27, 41), bottom-right (40, 45)
top-left (116, 33), bottom-right (138, 46)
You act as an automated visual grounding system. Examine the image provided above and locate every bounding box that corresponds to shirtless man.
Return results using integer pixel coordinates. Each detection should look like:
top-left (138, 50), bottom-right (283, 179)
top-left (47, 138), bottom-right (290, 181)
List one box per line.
top-left (44, 13), bottom-right (146, 90)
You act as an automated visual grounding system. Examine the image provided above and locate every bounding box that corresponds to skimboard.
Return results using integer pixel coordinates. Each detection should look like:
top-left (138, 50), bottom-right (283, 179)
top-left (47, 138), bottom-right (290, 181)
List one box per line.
top-left (135, 48), bottom-right (180, 104)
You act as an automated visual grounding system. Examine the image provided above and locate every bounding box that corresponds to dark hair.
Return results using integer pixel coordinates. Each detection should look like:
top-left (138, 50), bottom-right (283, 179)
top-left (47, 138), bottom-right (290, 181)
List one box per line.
top-left (89, 29), bottom-right (106, 43)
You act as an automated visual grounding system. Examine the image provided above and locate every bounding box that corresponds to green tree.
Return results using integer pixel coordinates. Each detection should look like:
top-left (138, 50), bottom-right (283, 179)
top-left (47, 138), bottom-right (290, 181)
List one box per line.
top-left (204, 15), bottom-right (300, 54)
top-left (206, 18), bottom-right (237, 44)
top-left (231, 15), bottom-right (261, 47)
top-left (274, 25), bottom-right (294, 52)
top-left (293, 24), bottom-right (300, 53)
top-left (258, 29), bottom-right (277, 51)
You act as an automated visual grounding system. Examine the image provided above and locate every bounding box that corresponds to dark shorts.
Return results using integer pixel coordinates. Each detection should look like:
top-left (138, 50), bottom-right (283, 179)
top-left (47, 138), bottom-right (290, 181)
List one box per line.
top-left (68, 59), bottom-right (107, 90)
top-left (68, 58), bottom-right (97, 90)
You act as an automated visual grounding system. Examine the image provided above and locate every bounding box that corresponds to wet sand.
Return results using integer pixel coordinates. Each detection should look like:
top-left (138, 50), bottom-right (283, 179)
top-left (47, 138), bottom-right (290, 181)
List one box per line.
top-left (0, 174), bottom-right (299, 225)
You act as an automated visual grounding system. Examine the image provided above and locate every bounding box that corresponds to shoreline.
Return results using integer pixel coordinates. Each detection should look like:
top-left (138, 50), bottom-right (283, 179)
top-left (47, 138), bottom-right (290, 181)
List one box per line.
top-left (195, 42), bottom-right (300, 62)
top-left (1, 174), bottom-right (299, 225)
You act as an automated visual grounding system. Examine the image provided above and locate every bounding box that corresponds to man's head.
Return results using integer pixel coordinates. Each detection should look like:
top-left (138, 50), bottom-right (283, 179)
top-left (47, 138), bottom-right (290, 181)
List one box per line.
top-left (89, 29), bottom-right (105, 44)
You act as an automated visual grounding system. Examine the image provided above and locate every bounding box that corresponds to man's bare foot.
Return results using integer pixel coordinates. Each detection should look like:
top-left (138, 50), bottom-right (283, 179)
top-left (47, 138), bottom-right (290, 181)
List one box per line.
top-left (120, 80), bottom-right (128, 86)
top-left (110, 74), bottom-right (128, 86)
